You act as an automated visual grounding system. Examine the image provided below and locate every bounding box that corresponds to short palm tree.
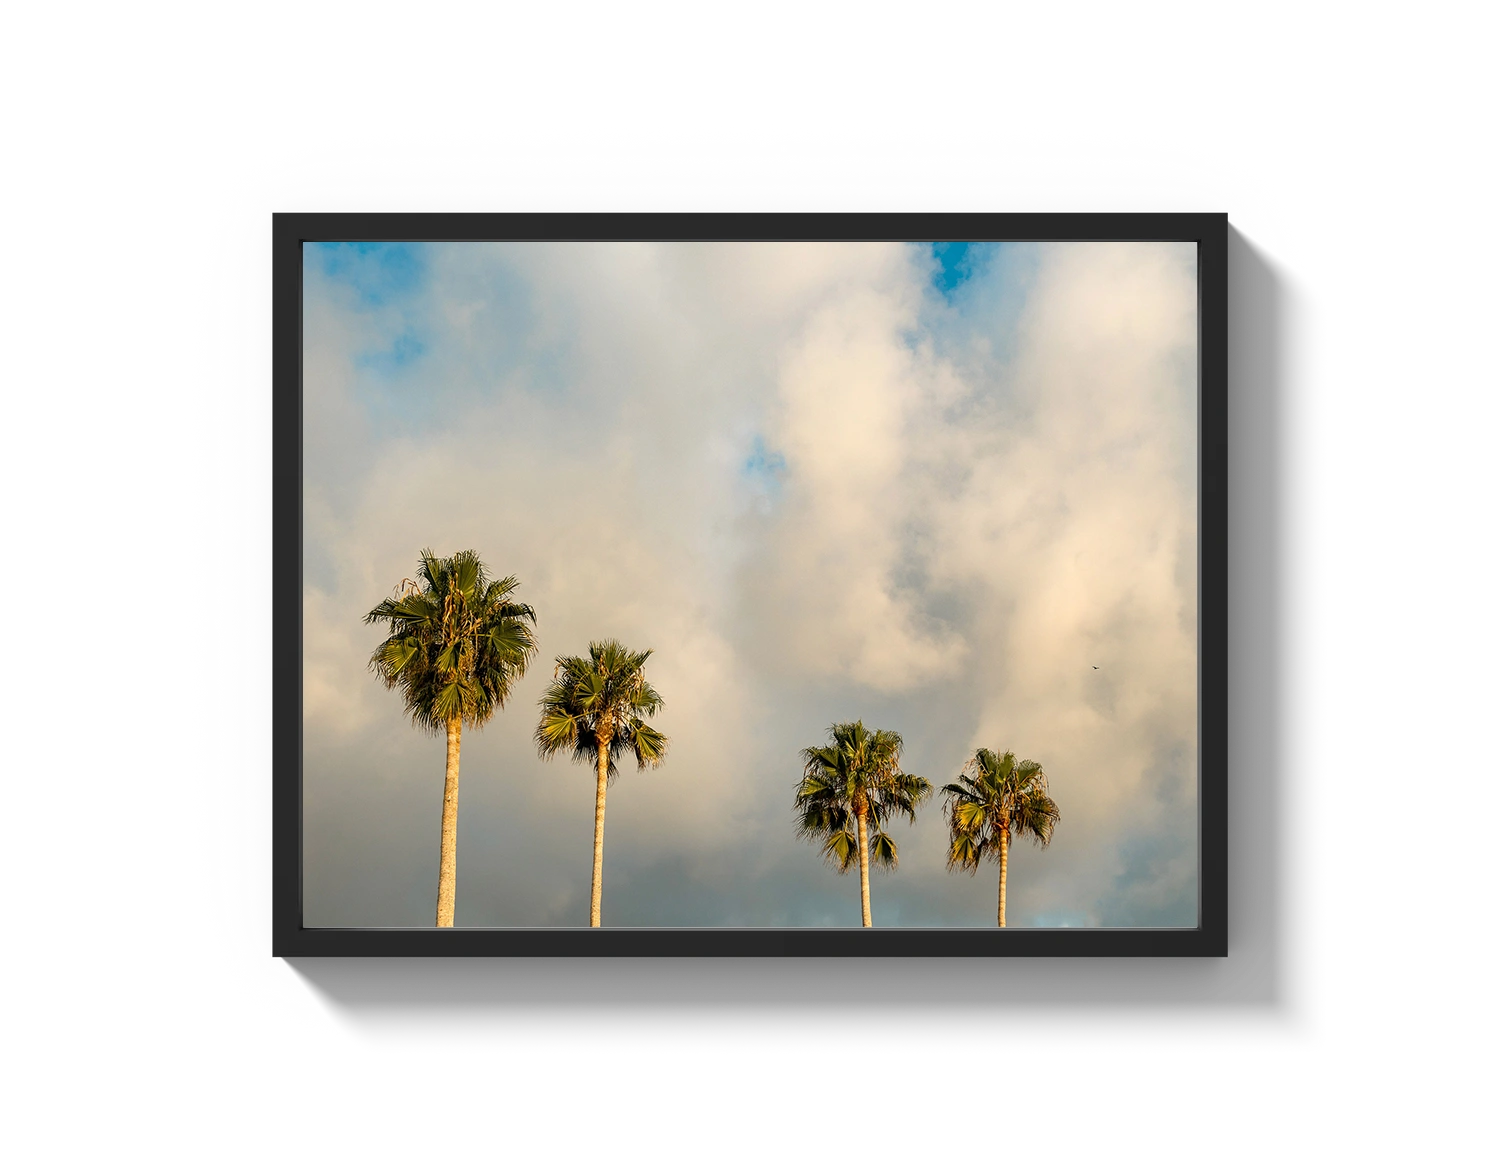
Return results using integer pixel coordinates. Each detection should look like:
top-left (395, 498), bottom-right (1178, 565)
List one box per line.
top-left (943, 748), bottom-right (1060, 927)
top-left (365, 549), bottom-right (538, 928)
top-left (534, 640), bottom-right (669, 927)
top-left (794, 721), bottom-right (932, 927)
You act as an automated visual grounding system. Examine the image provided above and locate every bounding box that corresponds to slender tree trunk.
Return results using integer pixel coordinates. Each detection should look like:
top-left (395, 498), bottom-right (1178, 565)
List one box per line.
top-left (589, 732), bottom-right (610, 928)
top-left (436, 717), bottom-right (462, 928)
top-left (997, 825), bottom-right (1010, 928)
top-left (856, 810), bottom-right (872, 928)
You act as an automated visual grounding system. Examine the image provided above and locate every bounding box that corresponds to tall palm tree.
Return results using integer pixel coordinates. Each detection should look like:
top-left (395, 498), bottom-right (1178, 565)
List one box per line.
top-left (943, 748), bottom-right (1060, 927)
top-left (794, 721), bottom-right (932, 927)
top-left (534, 640), bottom-right (669, 927)
top-left (365, 549), bottom-right (538, 928)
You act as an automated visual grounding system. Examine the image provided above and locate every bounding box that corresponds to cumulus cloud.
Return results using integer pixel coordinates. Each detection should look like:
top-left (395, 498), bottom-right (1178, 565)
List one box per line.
top-left (301, 239), bottom-right (1198, 928)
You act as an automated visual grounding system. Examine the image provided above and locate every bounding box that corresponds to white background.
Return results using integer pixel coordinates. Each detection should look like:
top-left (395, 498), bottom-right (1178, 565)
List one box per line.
top-left (3, 2), bottom-right (1495, 1165)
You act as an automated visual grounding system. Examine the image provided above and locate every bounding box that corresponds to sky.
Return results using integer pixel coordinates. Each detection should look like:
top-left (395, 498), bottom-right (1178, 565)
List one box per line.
top-left (302, 238), bottom-right (1199, 929)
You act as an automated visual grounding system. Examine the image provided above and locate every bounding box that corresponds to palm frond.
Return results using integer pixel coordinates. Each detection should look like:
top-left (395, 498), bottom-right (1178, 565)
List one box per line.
top-left (868, 830), bottom-right (899, 870)
top-left (623, 718), bottom-right (669, 770)
top-left (821, 827), bottom-right (860, 873)
top-left (948, 796), bottom-right (987, 834)
top-left (946, 828), bottom-right (983, 873)
top-left (1013, 787), bottom-right (1061, 847)
top-left (534, 709), bottom-right (579, 758)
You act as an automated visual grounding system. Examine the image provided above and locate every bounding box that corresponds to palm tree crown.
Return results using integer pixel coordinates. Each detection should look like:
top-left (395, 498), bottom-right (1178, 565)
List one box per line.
top-left (534, 640), bottom-right (669, 776)
top-left (365, 548), bottom-right (538, 731)
top-left (795, 721), bottom-right (932, 926)
top-left (943, 748), bottom-right (1060, 926)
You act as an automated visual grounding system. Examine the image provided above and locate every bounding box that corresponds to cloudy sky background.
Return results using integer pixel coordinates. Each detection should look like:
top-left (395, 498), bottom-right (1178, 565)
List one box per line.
top-left (302, 238), bottom-right (1198, 929)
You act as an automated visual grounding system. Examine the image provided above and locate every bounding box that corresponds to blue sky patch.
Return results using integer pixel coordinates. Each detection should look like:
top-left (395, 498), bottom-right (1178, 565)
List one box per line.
top-left (312, 241), bottom-right (426, 307)
top-left (744, 434), bottom-right (786, 479)
top-left (742, 435), bottom-right (787, 511)
top-left (931, 242), bottom-right (973, 293)
top-left (355, 328), bottom-right (427, 374)
top-left (930, 241), bottom-right (997, 298)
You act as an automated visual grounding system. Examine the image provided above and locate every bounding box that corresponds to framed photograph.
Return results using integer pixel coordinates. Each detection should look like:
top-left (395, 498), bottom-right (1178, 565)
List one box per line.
top-left (274, 213), bottom-right (1226, 957)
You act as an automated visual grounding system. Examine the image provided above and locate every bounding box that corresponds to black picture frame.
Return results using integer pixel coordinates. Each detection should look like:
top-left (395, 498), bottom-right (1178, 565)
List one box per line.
top-left (190, 126), bottom-right (1326, 1050)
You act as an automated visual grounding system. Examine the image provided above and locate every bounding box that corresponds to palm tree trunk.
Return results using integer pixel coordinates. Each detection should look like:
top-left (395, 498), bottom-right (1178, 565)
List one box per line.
top-left (436, 717), bottom-right (461, 928)
top-left (589, 744), bottom-right (609, 927)
top-left (997, 826), bottom-right (1010, 928)
top-left (856, 811), bottom-right (872, 927)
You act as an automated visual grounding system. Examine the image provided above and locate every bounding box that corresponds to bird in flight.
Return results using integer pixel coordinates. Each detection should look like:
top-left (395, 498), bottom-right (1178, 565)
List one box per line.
top-left (1093, 665), bottom-right (1099, 670)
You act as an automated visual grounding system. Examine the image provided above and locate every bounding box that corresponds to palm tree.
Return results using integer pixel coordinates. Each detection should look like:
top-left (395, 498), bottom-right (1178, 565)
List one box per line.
top-left (943, 748), bottom-right (1060, 927)
top-left (365, 549), bottom-right (538, 928)
top-left (534, 640), bottom-right (669, 927)
top-left (794, 721), bottom-right (932, 927)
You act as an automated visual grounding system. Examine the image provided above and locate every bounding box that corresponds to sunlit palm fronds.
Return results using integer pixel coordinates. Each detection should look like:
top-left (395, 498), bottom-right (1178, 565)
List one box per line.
top-left (534, 639), bottom-right (669, 778)
top-left (942, 748), bottom-right (1059, 870)
top-left (365, 548), bottom-right (538, 733)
